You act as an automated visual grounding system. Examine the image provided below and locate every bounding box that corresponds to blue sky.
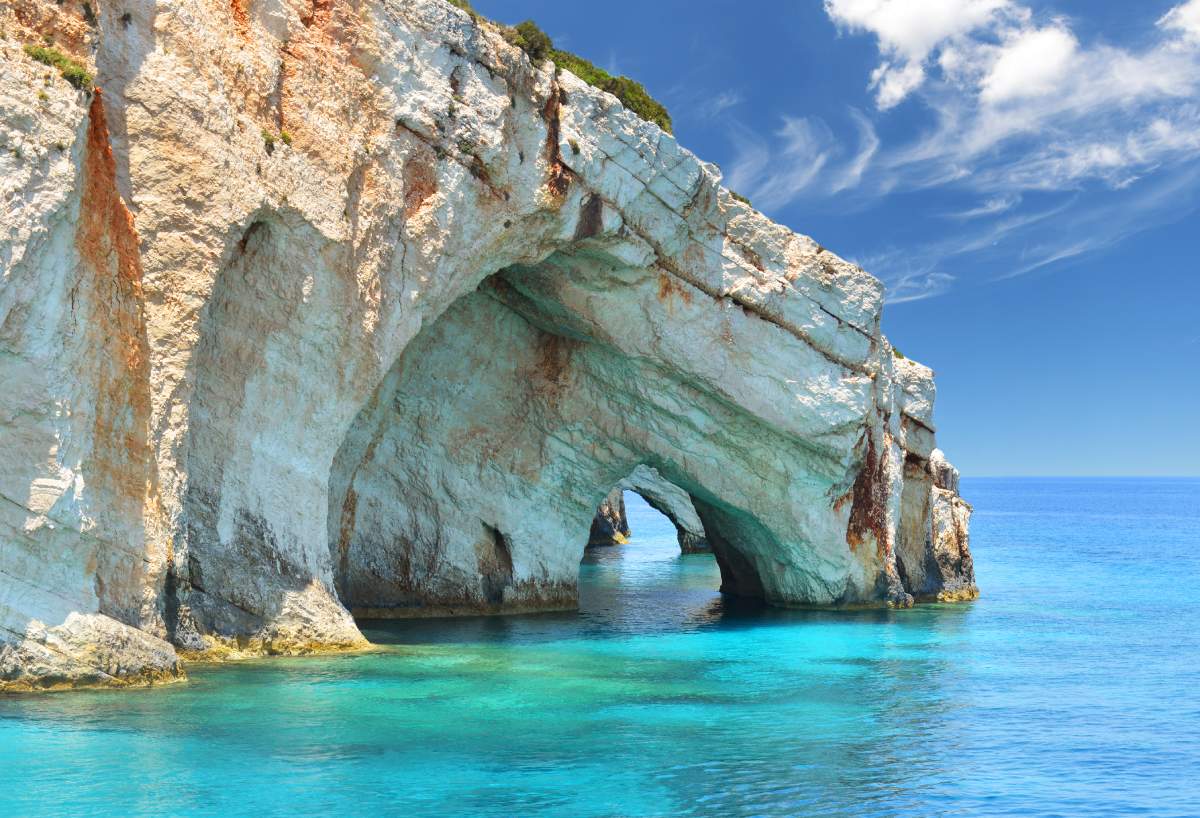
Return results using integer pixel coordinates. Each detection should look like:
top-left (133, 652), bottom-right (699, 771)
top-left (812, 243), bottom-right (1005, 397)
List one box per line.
top-left (472, 0), bottom-right (1200, 476)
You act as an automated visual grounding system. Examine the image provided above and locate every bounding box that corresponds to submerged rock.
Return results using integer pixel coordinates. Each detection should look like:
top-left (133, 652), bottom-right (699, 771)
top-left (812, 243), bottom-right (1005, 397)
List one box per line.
top-left (0, 0), bottom-right (975, 690)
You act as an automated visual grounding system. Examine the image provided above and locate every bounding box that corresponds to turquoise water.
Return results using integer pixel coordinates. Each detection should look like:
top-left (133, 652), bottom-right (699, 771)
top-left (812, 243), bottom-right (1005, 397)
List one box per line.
top-left (2, 479), bottom-right (1198, 817)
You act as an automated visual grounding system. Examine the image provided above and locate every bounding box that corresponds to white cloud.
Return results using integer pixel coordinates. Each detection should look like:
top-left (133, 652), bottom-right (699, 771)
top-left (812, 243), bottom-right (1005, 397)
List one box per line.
top-left (854, 0), bottom-right (1200, 194)
top-left (824, 0), bottom-right (1013, 107)
top-left (980, 24), bottom-right (1078, 104)
top-left (870, 60), bottom-right (926, 109)
top-left (1161, 0), bottom-right (1200, 42)
top-left (719, 1), bottom-right (1200, 302)
top-left (824, 0), bottom-right (1010, 60)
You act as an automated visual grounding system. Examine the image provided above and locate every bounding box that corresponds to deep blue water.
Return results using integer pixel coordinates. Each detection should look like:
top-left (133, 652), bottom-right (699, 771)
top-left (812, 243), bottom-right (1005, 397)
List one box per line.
top-left (1, 478), bottom-right (1198, 817)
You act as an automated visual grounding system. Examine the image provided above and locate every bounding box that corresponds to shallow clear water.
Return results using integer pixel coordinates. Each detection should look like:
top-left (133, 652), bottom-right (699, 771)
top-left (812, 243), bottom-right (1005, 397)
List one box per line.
top-left (2, 479), bottom-right (1198, 817)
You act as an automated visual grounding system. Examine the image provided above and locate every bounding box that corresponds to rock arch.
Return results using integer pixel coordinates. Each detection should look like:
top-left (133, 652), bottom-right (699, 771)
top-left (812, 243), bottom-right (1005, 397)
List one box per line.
top-left (0, 0), bottom-right (974, 690)
top-left (590, 466), bottom-right (711, 553)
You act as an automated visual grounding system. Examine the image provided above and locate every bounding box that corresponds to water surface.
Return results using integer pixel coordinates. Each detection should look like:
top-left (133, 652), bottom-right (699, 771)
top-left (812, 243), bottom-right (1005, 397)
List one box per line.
top-left (2, 479), bottom-right (1198, 816)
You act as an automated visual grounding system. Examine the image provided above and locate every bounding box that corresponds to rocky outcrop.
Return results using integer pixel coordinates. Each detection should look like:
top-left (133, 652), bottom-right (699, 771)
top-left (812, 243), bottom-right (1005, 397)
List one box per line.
top-left (588, 489), bottom-right (630, 546)
top-left (897, 448), bottom-right (976, 602)
top-left (0, 0), bottom-right (974, 690)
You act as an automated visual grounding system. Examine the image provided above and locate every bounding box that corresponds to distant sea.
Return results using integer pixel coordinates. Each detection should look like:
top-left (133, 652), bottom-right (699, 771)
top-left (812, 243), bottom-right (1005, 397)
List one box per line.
top-left (2, 478), bottom-right (1197, 817)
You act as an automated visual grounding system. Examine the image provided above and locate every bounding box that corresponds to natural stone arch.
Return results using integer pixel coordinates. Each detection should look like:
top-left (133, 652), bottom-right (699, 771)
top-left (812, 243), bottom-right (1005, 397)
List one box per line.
top-left (171, 210), bottom-right (367, 653)
top-left (588, 489), bottom-right (631, 546)
top-left (326, 256), bottom-right (795, 617)
top-left (589, 465), bottom-right (711, 553)
top-left (324, 233), bottom-right (913, 618)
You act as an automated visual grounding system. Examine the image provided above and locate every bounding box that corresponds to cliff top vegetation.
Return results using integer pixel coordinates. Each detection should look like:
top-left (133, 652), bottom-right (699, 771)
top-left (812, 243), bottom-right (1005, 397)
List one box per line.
top-left (448, 1), bottom-right (672, 133)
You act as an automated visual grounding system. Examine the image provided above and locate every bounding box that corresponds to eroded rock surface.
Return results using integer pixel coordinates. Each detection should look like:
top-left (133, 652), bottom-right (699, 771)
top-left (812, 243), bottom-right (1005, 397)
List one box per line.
top-left (0, 0), bottom-right (975, 690)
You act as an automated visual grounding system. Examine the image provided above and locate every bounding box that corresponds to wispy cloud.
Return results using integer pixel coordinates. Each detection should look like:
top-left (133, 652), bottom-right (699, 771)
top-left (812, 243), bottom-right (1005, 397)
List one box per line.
top-left (725, 109), bottom-right (881, 205)
top-left (721, 0), bottom-right (1200, 302)
top-left (725, 117), bottom-right (834, 209)
top-left (604, 49), bottom-right (622, 75)
top-left (885, 268), bottom-right (956, 304)
top-left (829, 109), bottom-right (880, 193)
top-left (700, 90), bottom-right (743, 118)
top-left (857, 160), bottom-right (1200, 302)
top-left (949, 194), bottom-right (1021, 220)
top-left (996, 163), bottom-right (1200, 279)
top-left (855, 199), bottom-right (1069, 302)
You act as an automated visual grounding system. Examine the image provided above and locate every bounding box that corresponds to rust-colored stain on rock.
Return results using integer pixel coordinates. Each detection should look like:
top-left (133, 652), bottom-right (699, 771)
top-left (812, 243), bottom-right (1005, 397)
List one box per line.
top-left (842, 432), bottom-right (890, 557)
top-left (76, 89), bottom-right (155, 521)
top-left (656, 271), bottom-right (693, 306)
top-left (542, 87), bottom-right (572, 199)
top-left (403, 155), bottom-right (438, 216)
top-left (229, 0), bottom-right (249, 33)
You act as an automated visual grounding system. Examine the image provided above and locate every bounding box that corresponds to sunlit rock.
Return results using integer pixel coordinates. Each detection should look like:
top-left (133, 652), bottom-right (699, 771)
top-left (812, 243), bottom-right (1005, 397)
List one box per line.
top-left (0, 0), bottom-right (974, 690)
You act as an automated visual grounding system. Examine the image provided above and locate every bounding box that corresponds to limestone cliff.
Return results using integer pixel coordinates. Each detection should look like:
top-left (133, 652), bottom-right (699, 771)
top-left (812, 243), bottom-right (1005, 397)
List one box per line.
top-left (0, 0), bottom-right (975, 691)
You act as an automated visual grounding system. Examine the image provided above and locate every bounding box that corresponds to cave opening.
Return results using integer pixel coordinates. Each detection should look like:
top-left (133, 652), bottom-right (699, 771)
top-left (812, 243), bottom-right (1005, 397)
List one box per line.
top-left (577, 489), bottom-right (724, 623)
top-left (325, 247), bottom-right (787, 624)
top-left (586, 466), bottom-right (713, 556)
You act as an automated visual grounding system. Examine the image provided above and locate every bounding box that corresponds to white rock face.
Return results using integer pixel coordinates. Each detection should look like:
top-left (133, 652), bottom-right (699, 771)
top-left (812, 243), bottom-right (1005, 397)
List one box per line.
top-left (0, 0), bottom-right (974, 690)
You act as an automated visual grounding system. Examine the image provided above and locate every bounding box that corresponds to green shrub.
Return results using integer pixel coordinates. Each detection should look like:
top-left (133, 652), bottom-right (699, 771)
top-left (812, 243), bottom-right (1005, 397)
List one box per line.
top-left (729, 190), bottom-right (752, 206)
top-left (509, 20), bottom-right (553, 63)
top-left (892, 347), bottom-right (905, 360)
top-left (23, 44), bottom-right (92, 90)
top-left (503, 20), bottom-right (672, 133)
top-left (261, 129), bottom-right (276, 153)
top-left (280, 131), bottom-right (293, 146)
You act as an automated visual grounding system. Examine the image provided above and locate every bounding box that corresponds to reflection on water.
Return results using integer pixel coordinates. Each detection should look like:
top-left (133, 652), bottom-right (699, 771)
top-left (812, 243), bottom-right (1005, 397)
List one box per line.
top-left (2, 484), bottom-right (1199, 818)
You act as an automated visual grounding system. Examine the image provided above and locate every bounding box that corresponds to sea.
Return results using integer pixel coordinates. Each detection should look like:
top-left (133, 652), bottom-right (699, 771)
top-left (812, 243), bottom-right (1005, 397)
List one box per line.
top-left (1, 478), bottom-right (1197, 817)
